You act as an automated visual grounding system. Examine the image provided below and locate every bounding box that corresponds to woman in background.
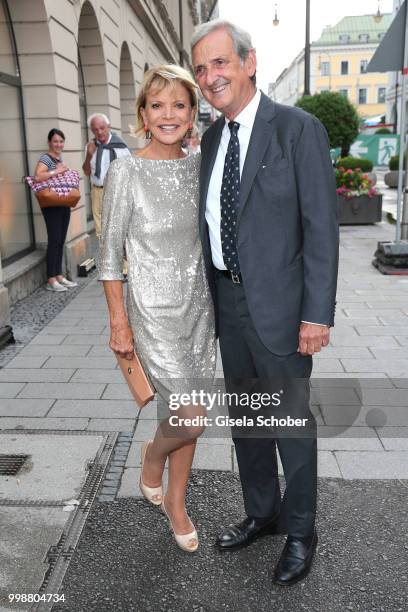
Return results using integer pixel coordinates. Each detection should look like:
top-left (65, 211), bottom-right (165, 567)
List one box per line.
top-left (34, 128), bottom-right (77, 292)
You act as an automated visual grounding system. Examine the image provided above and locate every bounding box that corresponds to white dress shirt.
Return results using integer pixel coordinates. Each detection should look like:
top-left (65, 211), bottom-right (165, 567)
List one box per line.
top-left (205, 89), bottom-right (261, 270)
top-left (88, 133), bottom-right (131, 187)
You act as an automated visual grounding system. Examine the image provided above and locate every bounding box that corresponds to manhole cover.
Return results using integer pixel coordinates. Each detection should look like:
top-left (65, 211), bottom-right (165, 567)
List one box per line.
top-left (0, 454), bottom-right (29, 475)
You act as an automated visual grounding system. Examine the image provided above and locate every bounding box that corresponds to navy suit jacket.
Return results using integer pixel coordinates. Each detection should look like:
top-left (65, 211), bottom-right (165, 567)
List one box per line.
top-left (199, 92), bottom-right (339, 355)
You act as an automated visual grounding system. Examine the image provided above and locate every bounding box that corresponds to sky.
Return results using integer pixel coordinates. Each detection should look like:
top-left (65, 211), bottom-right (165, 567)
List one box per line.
top-left (218, 0), bottom-right (395, 91)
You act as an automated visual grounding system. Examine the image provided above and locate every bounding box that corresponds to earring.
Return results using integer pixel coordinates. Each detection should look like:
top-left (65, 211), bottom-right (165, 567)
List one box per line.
top-left (144, 127), bottom-right (151, 139)
top-left (186, 128), bottom-right (192, 138)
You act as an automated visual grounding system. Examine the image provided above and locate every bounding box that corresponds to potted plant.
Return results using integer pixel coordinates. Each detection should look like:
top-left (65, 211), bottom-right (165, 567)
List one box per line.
top-left (335, 166), bottom-right (382, 224)
top-left (336, 156), bottom-right (376, 185)
top-left (384, 154), bottom-right (405, 188)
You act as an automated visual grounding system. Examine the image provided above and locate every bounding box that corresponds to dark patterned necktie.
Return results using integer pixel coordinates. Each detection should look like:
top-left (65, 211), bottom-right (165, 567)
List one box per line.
top-left (220, 121), bottom-right (240, 274)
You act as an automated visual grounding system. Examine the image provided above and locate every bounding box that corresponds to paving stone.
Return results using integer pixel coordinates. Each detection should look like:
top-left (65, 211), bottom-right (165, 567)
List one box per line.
top-left (0, 368), bottom-right (75, 382)
top-left (29, 334), bottom-right (67, 345)
top-left (87, 418), bottom-right (135, 431)
top-left (313, 359), bottom-right (344, 372)
top-left (322, 405), bottom-right (408, 427)
top-left (43, 356), bottom-right (116, 369)
top-left (330, 336), bottom-right (399, 347)
top-left (70, 369), bottom-right (123, 383)
top-left (360, 388), bottom-right (408, 406)
top-left (342, 359), bottom-right (408, 375)
top-left (48, 400), bottom-right (137, 419)
top-left (0, 399), bottom-right (54, 417)
top-left (0, 417), bottom-right (89, 430)
top-left (355, 326), bottom-right (408, 336)
top-left (118, 467), bottom-right (168, 498)
top-left (133, 418), bottom-right (159, 440)
top-left (317, 437), bottom-right (382, 451)
top-left (314, 347), bottom-right (372, 359)
top-left (62, 334), bottom-right (110, 345)
top-left (17, 382), bottom-right (105, 399)
top-left (4, 355), bottom-right (49, 369)
top-left (102, 383), bottom-right (133, 400)
top-left (18, 344), bottom-right (91, 357)
top-left (335, 451), bottom-right (408, 479)
top-left (87, 345), bottom-right (113, 357)
top-left (0, 382), bottom-right (26, 398)
top-left (369, 348), bottom-right (408, 360)
top-left (317, 451), bottom-right (343, 477)
top-left (45, 324), bottom-right (106, 334)
top-left (193, 443), bottom-right (233, 470)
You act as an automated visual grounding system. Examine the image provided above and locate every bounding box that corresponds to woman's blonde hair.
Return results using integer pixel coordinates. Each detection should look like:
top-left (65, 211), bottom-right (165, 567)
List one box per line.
top-left (134, 64), bottom-right (198, 137)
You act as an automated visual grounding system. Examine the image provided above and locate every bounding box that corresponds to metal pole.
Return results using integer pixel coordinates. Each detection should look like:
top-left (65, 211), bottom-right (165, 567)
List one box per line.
top-left (178, 0), bottom-right (184, 66)
top-left (304, 0), bottom-right (311, 96)
top-left (396, 0), bottom-right (408, 241)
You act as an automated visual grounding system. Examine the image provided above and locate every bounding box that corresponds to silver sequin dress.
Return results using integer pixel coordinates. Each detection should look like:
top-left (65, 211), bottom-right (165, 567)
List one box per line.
top-left (98, 153), bottom-right (216, 402)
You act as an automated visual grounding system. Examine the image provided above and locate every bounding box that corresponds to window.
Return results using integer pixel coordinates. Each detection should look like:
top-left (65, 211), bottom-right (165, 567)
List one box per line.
top-left (359, 34), bottom-right (369, 43)
top-left (339, 89), bottom-right (348, 98)
top-left (341, 61), bottom-right (349, 75)
top-left (320, 61), bottom-right (330, 76)
top-left (360, 59), bottom-right (368, 73)
top-left (358, 88), bottom-right (367, 104)
top-left (339, 34), bottom-right (350, 44)
top-left (0, 0), bottom-right (34, 265)
top-left (378, 87), bottom-right (386, 103)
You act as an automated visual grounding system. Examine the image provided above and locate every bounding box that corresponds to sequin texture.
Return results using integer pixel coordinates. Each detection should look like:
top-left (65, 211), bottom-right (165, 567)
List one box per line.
top-left (98, 153), bottom-right (216, 401)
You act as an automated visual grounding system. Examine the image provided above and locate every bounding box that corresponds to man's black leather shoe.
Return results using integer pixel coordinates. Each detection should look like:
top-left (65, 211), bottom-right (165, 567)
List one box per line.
top-left (274, 530), bottom-right (318, 586)
top-left (215, 516), bottom-right (279, 551)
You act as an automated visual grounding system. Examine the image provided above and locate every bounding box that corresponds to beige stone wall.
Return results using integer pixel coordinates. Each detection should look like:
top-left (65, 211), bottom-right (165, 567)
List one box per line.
top-left (5, 0), bottom-right (196, 270)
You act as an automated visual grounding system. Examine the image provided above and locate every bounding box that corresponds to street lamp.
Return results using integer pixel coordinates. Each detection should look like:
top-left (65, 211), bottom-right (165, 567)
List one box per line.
top-left (374, 0), bottom-right (383, 23)
top-left (273, 4), bottom-right (279, 27)
top-left (272, 1), bottom-right (311, 95)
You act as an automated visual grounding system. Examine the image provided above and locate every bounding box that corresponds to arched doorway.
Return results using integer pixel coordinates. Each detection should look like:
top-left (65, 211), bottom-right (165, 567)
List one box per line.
top-left (119, 43), bottom-right (136, 150)
top-left (77, 0), bottom-right (108, 222)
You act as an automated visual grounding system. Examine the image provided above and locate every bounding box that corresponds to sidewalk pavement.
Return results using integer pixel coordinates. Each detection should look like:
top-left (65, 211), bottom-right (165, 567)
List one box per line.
top-left (1, 220), bottom-right (408, 485)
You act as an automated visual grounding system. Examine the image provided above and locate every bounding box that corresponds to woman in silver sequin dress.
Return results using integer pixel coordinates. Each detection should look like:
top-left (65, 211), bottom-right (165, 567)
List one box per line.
top-left (99, 65), bottom-right (216, 553)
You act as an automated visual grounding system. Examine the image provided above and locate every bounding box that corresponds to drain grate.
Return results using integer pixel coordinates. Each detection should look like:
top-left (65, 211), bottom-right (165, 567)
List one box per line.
top-left (0, 454), bottom-right (29, 476)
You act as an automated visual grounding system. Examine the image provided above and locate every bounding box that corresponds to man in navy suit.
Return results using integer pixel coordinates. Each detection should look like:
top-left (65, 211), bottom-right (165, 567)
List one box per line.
top-left (192, 20), bottom-right (339, 585)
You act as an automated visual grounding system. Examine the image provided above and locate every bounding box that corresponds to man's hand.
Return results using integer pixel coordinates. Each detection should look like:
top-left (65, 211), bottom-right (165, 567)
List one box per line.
top-left (109, 323), bottom-right (134, 360)
top-left (86, 141), bottom-right (97, 157)
top-left (298, 322), bottom-right (330, 356)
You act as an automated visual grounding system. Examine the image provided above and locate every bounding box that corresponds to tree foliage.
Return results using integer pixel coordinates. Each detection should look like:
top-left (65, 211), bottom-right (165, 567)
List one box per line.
top-left (295, 91), bottom-right (360, 156)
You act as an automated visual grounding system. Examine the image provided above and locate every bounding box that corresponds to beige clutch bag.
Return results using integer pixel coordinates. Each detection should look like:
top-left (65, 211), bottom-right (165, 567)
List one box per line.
top-left (116, 351), bottom-right (155, 408)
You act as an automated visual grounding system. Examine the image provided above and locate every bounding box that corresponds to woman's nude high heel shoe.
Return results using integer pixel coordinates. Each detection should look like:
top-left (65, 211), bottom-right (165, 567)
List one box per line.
top-left (161, 498), bottom-right (198, 553)
top-left (139, 440), bottom-right (163, 506)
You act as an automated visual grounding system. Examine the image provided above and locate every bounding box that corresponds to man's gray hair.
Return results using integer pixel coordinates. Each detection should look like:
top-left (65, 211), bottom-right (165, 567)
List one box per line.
top-left (87, 113), bottom-right (110, 128)
top-left (191, 19), bottom-right (255, 83)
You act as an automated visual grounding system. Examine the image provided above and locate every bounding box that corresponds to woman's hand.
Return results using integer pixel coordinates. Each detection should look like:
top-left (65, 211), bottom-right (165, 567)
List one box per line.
top-left (55, 163), bottom-right (69, 175)
top-left (109, 323), bottom-right (134, 360)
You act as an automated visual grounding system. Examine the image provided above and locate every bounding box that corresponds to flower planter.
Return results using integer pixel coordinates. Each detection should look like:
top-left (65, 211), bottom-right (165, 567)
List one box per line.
top-left (337, 194), bottom-right (383, 225)
top-left (384, 170), bottom-right (404, 188)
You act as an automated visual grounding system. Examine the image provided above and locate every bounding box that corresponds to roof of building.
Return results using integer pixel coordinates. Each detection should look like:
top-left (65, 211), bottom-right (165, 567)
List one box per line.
top-left (312, 13), bottom-right (393, 47)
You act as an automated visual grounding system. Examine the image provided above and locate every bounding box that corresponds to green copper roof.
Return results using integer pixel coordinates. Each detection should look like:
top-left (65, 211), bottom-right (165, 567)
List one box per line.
top-left (312, 14), bottom-right (393, 46)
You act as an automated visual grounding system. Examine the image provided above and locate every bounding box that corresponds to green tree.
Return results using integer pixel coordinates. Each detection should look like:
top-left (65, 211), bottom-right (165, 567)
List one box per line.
top-left (296, 91), bottom-right (360, 157)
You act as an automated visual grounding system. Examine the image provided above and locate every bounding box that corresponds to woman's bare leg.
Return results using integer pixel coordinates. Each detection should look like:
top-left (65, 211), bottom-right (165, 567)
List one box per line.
top-left (142, 405), bottom-right (205, 534)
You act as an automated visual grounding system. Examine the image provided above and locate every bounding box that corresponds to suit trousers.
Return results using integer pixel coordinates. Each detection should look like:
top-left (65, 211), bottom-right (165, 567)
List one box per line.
top-left (215, 271), bottom-right (317, 538)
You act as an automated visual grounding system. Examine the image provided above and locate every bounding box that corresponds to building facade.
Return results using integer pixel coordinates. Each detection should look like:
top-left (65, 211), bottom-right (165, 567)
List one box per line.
top-left (0, 0), bottom-right (212, 336)
top-left (269, 14), bottom-right (392, 119)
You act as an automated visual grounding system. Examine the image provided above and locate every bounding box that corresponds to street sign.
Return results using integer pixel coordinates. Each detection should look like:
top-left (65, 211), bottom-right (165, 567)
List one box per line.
top-left (331, 134), bottom-right (400, 166)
